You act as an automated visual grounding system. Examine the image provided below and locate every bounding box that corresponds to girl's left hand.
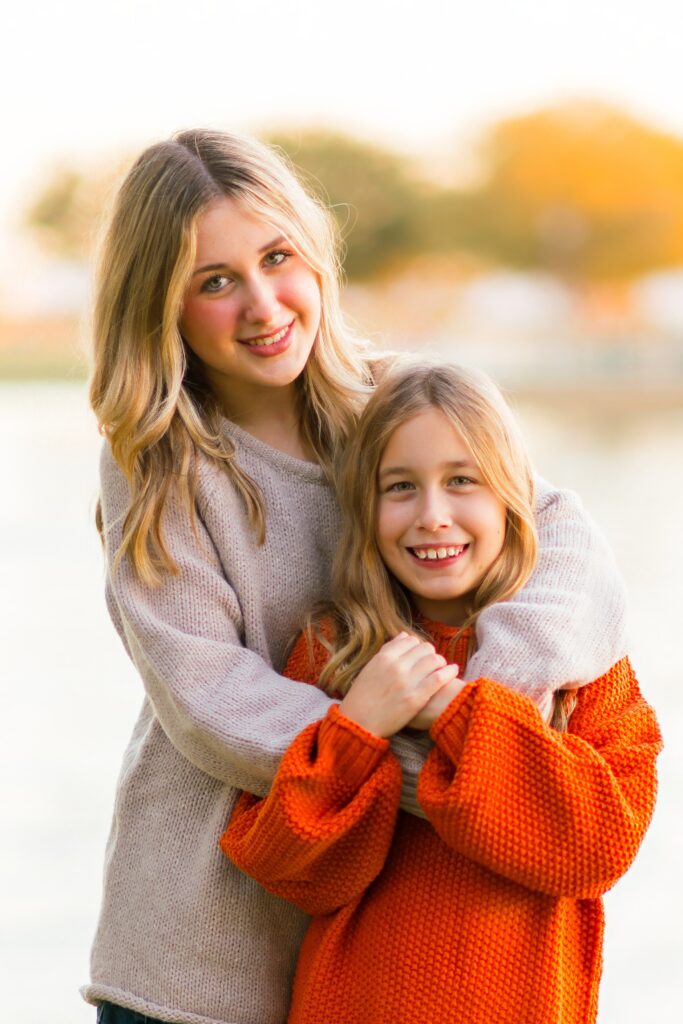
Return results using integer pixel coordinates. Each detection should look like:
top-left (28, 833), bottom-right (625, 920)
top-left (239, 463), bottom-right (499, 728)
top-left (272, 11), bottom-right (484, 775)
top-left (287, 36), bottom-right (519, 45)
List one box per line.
top-left (405, 675), bottom-right (465, 731)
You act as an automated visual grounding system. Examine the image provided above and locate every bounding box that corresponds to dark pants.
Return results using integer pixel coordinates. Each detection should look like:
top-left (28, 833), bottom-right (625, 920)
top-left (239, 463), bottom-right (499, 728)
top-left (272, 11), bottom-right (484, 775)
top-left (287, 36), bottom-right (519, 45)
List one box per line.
top-left (96, 1002), bottom-right (171, 1024)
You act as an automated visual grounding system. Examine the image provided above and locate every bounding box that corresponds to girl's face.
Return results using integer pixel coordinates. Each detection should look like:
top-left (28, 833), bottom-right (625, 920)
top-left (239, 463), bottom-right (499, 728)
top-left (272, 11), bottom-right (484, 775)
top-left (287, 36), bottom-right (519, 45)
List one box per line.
top-left (180, 196), bottom-right (321, 412)
top-left (376, 406), bottom-right (507, 626)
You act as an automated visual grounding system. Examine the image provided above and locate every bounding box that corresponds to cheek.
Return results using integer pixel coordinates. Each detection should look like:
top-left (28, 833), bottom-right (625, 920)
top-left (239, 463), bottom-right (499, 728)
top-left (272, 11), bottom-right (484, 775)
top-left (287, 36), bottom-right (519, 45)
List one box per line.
top-left (376, 505), bottom-right (397, 556)
top-left (281, 269), bottom-right (321, 321)
top-left (481, 501), bottom-right (507, 557)
top-left (181, 297), bottom-right (237, 348)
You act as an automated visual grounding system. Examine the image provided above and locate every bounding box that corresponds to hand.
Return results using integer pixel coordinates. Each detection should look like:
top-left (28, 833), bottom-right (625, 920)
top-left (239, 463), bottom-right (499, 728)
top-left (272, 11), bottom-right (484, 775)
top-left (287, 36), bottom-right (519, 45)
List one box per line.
top-left (339, 632), bottom-right (460, 738)
top-left (405, 674), bottom-right (465, 731)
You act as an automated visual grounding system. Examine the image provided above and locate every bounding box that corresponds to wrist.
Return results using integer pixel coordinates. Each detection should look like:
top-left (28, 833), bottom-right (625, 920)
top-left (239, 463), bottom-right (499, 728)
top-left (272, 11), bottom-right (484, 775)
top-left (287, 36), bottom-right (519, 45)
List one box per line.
top-left (338, 694), bottom-right (387, 738)
top-left (427, 678), bottom-right (465, 722)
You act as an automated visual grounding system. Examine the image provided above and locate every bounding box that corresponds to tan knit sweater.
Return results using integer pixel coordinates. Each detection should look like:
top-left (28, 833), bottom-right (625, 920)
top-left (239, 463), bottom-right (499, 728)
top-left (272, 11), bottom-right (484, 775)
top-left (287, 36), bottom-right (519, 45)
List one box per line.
top-left (82, 419), bottom-right (628, 1024)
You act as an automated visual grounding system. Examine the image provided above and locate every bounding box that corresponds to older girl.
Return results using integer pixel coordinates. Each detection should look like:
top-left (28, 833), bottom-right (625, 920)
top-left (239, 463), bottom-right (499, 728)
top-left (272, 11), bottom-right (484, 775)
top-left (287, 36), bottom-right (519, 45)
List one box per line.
top-left (223, 363), bottom-right (661, 1024)
top-left (85, 130), bottom-right (628, 1024)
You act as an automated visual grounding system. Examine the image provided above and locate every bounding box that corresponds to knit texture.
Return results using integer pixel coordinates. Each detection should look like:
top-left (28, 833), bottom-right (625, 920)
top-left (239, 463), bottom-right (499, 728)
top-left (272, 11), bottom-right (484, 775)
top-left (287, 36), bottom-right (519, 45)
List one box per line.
top-left (223, 622), bottom-right (661, 1024)
top-left (464, 477), bottom-right (629, 708)
top-left (84, 418), bottom-right (630, 1024)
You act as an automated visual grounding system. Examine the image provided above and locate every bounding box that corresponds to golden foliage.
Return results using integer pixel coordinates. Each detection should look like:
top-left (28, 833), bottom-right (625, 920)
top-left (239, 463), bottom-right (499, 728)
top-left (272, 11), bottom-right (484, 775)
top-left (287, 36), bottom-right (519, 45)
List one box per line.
top-left (23, 103), bottom-right (683, 281)
top-left (465, 101), bottom-right (683, 278)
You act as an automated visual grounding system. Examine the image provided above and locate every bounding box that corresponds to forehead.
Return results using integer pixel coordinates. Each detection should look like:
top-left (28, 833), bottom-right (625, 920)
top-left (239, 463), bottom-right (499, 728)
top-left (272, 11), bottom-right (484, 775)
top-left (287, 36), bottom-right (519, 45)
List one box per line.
top-left (193, 196), bottom-right (284, 265)
top-left (380, 407), bottom-right (473, 466)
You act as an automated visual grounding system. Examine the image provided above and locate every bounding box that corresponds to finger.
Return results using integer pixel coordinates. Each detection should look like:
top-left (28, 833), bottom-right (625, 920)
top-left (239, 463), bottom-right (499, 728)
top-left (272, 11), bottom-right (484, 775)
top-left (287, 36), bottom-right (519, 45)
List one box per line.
top-left (404, 645), bottom-right (447, 675)
top-left (420, 663), bottom-right (460, 694)
top-left (384, 632), bottom-right (423, 653)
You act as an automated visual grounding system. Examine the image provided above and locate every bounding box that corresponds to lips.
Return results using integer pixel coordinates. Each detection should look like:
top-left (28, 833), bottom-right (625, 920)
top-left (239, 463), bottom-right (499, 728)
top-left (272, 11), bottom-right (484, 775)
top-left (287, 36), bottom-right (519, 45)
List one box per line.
top-left (239, 320), bottom-right (294, 347)
top-left (408, 544), bottom-right (469, 565)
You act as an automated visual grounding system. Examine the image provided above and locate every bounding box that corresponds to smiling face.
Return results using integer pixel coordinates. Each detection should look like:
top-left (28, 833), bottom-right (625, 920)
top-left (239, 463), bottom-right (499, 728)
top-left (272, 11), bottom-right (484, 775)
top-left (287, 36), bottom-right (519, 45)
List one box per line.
top-left (376, 406), bottom-right (507, 626)
top-left (180, 195), bottom-right (322, 416)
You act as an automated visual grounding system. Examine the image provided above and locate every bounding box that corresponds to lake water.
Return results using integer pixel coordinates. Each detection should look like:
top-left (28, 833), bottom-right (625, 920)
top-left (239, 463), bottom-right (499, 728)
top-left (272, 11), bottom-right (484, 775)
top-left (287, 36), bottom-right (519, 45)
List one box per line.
top-left (1, 380), bottom-right (682, 1023)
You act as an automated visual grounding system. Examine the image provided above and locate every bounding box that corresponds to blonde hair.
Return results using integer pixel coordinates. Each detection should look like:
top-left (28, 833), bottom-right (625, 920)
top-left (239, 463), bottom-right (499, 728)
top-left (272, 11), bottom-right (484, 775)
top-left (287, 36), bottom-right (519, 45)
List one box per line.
top-left (90, 128), bottom-right (372, 585)
top-left (311, 361), bottom-right (538, 693)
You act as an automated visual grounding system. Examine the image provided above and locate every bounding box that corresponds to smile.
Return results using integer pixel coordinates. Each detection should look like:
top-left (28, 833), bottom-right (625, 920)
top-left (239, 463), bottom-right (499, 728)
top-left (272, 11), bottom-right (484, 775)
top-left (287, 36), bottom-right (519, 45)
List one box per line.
top-left (408, 544), bottom-right (469, 563)
top-left (239, 321), bottom-right (293, 348)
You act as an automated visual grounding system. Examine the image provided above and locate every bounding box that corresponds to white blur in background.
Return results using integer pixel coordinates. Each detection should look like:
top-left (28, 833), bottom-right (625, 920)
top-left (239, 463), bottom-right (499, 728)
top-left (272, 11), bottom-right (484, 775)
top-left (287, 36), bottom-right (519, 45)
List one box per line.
top-left (1, 378), bottom-right (680, 1024)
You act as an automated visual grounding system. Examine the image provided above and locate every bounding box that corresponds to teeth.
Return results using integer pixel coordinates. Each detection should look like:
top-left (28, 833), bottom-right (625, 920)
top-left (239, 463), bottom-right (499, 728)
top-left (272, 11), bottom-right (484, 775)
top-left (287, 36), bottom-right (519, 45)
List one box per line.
top-left (413, 546), bottom-right (465, 561)
top-left (250, 324), bottom-right (289, 347)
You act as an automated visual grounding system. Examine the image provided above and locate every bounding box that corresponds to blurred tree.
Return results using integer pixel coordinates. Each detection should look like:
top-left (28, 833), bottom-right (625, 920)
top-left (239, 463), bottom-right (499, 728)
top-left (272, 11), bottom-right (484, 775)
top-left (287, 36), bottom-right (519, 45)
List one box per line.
top-left (25, 164), bottom-right (119, 260)
top-left (25, 136), bottom-right (431, 279)
top-left (24, 107), bottom-right (683, 282)
top-left (446, 101), bottom-right (683, 280)
top-left (266, 131), bottom-right (430, 278)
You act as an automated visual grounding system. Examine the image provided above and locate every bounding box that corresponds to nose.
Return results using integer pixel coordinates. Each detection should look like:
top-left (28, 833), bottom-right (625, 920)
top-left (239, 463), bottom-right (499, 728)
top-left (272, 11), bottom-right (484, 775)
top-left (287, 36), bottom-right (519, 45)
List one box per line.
top-left (415, 488), bottom-right (452, 532)
top-left (242, 274), bottom-right (279, 324)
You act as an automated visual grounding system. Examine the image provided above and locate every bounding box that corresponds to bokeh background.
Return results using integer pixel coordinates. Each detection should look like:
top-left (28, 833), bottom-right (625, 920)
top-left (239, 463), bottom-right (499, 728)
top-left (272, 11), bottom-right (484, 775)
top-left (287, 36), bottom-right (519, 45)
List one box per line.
top-left (2, 2), bottom-right (682, 1021)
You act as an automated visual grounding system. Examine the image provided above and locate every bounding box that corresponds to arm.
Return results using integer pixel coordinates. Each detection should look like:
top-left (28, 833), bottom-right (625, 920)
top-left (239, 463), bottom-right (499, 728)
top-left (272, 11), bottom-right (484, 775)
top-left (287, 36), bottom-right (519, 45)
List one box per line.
top-left (100, 443), bottom-right (433, 808)
top-left (417, 657), bottom-right (662, 898)
top-left (221, 703), bottom-right (402, 915)
top-left (463, 481), bottom-right (629, 709)
top-left (100, 442), bottom-right (335, 795)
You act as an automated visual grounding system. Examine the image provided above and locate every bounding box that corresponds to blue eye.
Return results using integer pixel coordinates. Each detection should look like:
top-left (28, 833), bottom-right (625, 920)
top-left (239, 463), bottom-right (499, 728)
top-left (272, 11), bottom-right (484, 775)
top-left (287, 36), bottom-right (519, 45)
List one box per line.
top-left (449, 475), bottom-right (475, 487)
top-left (386, 481), bottom-right (414, 493)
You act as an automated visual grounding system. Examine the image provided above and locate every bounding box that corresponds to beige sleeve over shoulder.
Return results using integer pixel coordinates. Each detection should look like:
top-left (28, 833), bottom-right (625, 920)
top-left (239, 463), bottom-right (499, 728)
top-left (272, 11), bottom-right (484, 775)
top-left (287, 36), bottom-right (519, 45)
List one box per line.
top-left (462, 478), bottom-right (628, 717)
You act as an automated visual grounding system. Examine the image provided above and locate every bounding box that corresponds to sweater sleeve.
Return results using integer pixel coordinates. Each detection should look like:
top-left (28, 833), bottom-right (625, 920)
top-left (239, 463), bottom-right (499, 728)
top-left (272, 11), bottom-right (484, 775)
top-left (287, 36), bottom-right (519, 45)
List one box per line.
top-left (221, 702), bottom-right (402, 915)
top-left (100, 443), bottom-right (334, 795)
top-left (462, 481), bottom-right (628, 710)
top-left (417, 658), bottom-right (662, 898)
top-left (100, 443), bottom-right (428, 810)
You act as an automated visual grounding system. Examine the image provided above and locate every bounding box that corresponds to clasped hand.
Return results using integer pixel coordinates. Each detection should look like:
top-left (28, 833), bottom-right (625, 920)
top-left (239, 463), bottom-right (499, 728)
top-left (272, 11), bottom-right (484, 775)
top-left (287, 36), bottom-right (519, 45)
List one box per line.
top-left (339, 632), bottom-right (463, 738)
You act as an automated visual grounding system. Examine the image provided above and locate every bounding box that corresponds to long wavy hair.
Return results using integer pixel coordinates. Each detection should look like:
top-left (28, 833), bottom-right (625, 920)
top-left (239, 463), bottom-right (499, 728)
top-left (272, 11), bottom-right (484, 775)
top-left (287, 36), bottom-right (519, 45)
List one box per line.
top-left (90, 128), bottom-right (373, 585)
top-left (311, 362), bottom-right (539, 696)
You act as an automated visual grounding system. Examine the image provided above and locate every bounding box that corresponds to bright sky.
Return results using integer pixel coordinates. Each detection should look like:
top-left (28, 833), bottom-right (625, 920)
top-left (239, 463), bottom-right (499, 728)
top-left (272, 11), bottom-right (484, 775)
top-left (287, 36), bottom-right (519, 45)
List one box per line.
top-left (3, 0), bottom-right (683, 294)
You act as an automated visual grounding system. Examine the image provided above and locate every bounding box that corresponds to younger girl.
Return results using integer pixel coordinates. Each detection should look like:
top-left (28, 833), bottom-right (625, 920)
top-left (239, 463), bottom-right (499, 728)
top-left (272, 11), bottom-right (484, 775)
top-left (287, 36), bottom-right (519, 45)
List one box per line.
top-left (223, 362), bottom-right (661, 1024)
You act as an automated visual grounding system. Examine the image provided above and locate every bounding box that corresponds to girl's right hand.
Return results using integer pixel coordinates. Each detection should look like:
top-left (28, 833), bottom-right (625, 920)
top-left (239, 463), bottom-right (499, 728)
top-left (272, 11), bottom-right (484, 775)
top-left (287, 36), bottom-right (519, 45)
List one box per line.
top-left (338, 633), bottom-right (460, 738)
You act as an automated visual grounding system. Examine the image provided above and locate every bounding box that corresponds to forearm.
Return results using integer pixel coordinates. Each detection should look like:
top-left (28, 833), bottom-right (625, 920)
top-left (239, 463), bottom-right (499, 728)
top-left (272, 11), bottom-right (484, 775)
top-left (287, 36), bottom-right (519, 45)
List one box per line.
top-left (101, 443), bottom-right (334, 795)
top-left (463, 479), bottom-right (628, 703)
top-left (123, 621), bottom-right (334, 793)
top-left (221, 706), bottom-right (402, 914)
top-left (418, 661), bottom-right (661, 897)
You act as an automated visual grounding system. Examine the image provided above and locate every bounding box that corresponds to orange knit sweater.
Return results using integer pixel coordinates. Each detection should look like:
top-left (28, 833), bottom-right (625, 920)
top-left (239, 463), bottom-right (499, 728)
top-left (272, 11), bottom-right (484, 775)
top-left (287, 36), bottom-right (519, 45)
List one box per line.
top-left (221, 622), bottom-right (661, 1024)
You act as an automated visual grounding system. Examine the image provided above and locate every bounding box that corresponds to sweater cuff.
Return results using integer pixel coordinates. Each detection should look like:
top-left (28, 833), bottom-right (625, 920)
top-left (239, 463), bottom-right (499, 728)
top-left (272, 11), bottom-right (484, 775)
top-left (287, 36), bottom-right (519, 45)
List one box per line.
top-left (319, 704), bottom-right (392, 790)
top-left (429, 681), bottom-right (478, 763)
top-left (430, 677), bottom-right (546, 764)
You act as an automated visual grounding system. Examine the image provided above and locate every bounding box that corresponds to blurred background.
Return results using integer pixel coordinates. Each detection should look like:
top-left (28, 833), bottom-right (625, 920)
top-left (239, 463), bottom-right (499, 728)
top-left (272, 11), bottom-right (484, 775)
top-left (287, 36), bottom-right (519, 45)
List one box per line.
top-left (2, 1), bottom-right (682, 1021)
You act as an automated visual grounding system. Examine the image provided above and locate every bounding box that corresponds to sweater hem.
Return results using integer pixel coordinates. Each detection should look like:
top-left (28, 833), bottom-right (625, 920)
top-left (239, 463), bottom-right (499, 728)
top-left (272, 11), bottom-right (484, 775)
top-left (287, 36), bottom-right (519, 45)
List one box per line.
top-left (80, 984), bottom-right (240, 1024)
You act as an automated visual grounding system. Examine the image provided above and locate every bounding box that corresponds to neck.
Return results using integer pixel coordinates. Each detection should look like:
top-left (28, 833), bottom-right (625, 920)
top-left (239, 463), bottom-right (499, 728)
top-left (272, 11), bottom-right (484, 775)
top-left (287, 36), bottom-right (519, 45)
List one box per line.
top-left (410, 594), bottom-right (470, 627)
top-left (208, 374), bottom-right (316, 462)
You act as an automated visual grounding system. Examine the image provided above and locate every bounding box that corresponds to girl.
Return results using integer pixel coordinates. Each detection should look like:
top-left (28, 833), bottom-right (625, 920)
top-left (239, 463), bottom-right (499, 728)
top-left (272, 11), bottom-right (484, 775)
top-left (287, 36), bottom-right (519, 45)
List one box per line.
top-left (222, 363), bottom-right (661, 1024)
top-left (85, 128), bottom-right (630, 1024)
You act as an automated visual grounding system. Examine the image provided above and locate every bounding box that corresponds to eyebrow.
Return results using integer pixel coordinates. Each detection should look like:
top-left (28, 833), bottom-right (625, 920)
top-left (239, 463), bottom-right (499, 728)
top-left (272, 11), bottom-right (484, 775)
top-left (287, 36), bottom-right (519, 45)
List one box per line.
top-left (378, 459), bottom-right (476, 480)
top-left (192, 235), bottom-right (287, 276)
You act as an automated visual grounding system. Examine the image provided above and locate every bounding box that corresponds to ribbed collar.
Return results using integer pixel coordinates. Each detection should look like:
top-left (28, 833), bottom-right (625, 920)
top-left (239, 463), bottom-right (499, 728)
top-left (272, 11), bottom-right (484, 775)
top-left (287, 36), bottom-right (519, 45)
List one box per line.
top-left (220, 417), bottom-right (328, 484)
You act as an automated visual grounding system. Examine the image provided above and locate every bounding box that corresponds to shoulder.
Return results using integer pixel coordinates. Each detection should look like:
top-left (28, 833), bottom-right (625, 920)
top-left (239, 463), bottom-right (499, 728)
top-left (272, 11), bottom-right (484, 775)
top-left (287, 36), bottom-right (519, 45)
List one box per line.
top-left (99, 440), bottom-right (131, 526)
top-left (99, 437), bottom-right (222, 506)
top-left (570, 657), bottom-right (662, 748)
